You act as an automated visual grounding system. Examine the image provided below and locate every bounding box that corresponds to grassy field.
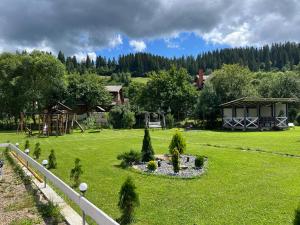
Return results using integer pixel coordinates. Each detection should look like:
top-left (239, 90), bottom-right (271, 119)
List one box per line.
top-left (1, 128), bottom-right (300, 225)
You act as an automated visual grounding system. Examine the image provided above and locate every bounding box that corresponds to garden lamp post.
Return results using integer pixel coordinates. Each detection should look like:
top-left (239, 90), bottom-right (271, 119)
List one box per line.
top-left (79, 183), bottom-right (88, 225)
top-left (42, 159), bottom-right (48, 188)
top-left (25, 149), bottom-right (30, 168)
top-left (15, 143), bottom-right (19, 148)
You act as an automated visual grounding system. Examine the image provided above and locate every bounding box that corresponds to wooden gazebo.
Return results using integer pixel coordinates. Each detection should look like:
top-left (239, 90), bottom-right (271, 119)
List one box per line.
top-left (220, 97), bottom-right (298, 131)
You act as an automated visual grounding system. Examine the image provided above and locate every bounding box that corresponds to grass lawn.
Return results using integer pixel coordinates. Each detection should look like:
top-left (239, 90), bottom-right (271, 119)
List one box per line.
top-left (1, 128), bottom-right (300, 224)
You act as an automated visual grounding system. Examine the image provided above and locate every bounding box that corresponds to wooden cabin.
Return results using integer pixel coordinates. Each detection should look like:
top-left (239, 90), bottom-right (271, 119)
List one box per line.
top-left (105, 85), bottom-right (125, 106)
top-left (220, 97), bottom-right (298, 131)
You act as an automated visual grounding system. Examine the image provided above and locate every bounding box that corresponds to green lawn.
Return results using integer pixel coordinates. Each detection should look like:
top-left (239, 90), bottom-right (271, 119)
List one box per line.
top-left (1, 128), bottom-right (300, 225)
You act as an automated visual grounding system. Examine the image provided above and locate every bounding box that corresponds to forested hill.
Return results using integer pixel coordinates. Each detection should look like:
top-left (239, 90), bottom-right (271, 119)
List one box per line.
top-left (60, 42), bottom-right (300, 76)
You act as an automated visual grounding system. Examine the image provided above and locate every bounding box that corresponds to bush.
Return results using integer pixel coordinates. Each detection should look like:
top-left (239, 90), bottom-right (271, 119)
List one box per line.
top-left (48, 149), bottom-right (57, 169)
top-left (118, 177), bottom-right (139, 225)
top-left (147, 160), bottom-right (157, 171)
top-left (109, 104), bottom-right (136, 129)
top-left (165, 113), bottom-right (174, 129)
top-left (39, 201), bottom-right (63, 224)
top-left (24, 140), bottom-right (30, 150)
top-left (117, 150), bottom-right (141, 168)
top-left (33, 142), bottom-right (41, 159)
top-left (83, 116), bottom-right (96, 129)
top-left (141, 129), bottom-right (155, 162)
top-left (172, 149), bottom-right (180, 173)
top-left (70, 158), bottom-right (83, 187)
top-left (169, 131), bottom-right (186, 154)
top-left (195, 155), bottom-right (205, 168)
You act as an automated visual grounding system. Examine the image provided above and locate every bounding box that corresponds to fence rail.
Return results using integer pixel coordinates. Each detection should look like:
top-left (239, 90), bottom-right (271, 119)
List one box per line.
top-left (2, 143), bottom-right (119, 225)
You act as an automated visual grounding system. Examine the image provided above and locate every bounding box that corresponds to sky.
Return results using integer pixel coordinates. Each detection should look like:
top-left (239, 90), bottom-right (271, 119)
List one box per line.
top-left (0, 0), bottom-right (299, 61)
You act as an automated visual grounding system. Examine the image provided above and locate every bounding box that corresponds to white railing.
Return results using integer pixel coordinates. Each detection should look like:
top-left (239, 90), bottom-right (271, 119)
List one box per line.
top-left (276, 117), bottom-right (288, 127)
top-left (223, 117), bottom-right (259, 128)
top-left (2, 144), bottom-right (119, 225)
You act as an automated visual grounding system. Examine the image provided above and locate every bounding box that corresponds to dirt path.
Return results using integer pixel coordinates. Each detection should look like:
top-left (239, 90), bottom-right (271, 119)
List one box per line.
top-left (0, 158), bottom-right (47, 225)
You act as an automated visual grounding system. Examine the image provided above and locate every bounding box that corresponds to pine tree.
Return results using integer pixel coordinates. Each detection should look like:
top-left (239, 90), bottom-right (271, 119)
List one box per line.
top-left (48, 149), bottom-right (57, 169)
top-left (57, 50), bottom-right (65, 64)
top-left (118, 177), bottom-right (139, 225)
top-left (33, 142), bottom-right (41, 159)
top-left (70, 158), bottom-right (83, 187)
top-left (141, 128), bottom-right (155, 162)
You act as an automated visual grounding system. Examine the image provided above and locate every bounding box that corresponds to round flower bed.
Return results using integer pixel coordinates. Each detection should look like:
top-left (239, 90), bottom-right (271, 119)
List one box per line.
top-left (133, 154), bottom-right (207, 178)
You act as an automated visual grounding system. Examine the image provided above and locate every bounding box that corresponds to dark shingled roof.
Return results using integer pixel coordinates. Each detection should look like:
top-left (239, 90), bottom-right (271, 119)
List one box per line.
top-left (220, 97), bottom-right (299, 107)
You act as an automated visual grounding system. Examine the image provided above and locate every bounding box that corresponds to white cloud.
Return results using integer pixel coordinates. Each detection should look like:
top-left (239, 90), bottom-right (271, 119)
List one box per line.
top-left (203, 23), bottom-right (251, 47)
top-left (74, 51), bottom-right (97, 62)
top-left (129, 40), bottom-right (146, 52)
top-left (109, 34), bottom-right (123, 48)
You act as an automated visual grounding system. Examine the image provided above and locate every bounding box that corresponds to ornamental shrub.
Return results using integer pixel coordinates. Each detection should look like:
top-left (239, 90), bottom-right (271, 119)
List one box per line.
top-left (165, 113), bottom-right (174, 129)
top-left (118, 177), bottom-right (139, 225)
top-left (141, 129), bottom-right (155, 162)
top-left (117, 150), bottom-right (141, 168)
top-left (48, 149), bottom-right (57, 169)
top-left (169, 131), bottom-right (186, 154)
top-left (70, 158), bottom-right (83, 187)
top-left (172, 149), bottom-right (180, 173)
top-left (147, 160), bottom-right (157, 171)
top-left (33, 142), bottom-right (41, 159)
top-left (195, 155), bottom-right (205, 168)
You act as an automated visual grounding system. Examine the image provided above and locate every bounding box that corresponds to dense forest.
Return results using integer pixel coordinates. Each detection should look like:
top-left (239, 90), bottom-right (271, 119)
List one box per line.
top-left (58, 42), bottom-right (300, 76)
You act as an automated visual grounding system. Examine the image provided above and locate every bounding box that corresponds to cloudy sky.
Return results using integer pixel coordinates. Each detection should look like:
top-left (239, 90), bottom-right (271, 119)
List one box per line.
top-left (0, 0), bottom-right (299, 60)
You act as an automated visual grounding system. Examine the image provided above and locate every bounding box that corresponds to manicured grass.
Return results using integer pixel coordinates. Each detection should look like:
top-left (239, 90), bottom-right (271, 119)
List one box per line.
top-left (1, 128), bottom-right (300, 224)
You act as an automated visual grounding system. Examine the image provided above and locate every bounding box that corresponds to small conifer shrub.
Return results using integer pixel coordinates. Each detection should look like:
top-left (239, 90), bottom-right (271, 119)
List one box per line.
top-left (169, 131), bottom-right (186, 154)
top-left (141, 128), bottom-right (155, 162)
top-left (33, 142), bottom-right (41, 159)
top-left (70, 158), bottom-right (83, 186)
top-left (24, 140), bottom-right (30, 150)
top-left (48, 149), bottom-right (57, 169)
top-left (172, 149), bottom-right (180, 173)
top-left (118, 177), bottom-right (139, 225)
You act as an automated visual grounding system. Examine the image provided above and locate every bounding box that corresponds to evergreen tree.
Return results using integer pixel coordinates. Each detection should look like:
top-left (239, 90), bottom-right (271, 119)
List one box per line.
top-left (169, 131), bottom-right (186, 154)
top-left (48, 149), bottom-right (57, 169)
top-left (85, 55), bottom-right (92, 68)
top-left (70, 158), bottom-right (83, 187)
top-left (33, 142), bottom-right (41, 159)
top-left (141, 128), bottom-right (155, 162)
top-left (57, 50), bottom-right (65, 64)
top-left (118, 177), bottom-right (139, 225)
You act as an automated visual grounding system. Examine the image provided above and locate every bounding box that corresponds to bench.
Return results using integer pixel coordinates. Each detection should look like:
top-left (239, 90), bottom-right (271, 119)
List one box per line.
top-left (288, 123), bottom-right (295, 129)
top-left (148, 122), bottom-right (162, 129)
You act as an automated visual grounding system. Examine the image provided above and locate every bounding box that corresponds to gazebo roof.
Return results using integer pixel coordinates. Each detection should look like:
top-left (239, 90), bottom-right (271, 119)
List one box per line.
top-left (220, 97), bottom-right (299, 107)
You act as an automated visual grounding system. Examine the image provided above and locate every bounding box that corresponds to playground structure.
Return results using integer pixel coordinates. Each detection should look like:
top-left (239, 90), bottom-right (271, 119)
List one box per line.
top-left (17, 102), bottom-right (84, 136)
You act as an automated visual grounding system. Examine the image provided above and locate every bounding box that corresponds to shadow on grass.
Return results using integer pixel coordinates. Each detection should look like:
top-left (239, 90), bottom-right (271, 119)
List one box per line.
top-left (294, 206), bottom-right (300, 225)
